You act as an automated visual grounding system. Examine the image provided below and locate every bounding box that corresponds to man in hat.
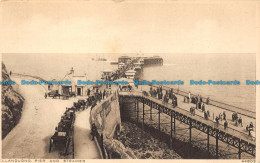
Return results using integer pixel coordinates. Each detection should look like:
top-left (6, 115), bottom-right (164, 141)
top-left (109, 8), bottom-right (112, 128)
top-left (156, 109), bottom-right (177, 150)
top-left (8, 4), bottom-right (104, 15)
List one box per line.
top-left (91, 123), bottom-right (97, 140)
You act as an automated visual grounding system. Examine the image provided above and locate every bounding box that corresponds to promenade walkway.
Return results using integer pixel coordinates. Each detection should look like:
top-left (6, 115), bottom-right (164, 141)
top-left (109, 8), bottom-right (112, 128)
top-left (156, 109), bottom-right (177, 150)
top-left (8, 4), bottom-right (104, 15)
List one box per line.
top-left (74, 108), bottom-right (101, 159)
top-left (2, 77), bottom-right (77, 159)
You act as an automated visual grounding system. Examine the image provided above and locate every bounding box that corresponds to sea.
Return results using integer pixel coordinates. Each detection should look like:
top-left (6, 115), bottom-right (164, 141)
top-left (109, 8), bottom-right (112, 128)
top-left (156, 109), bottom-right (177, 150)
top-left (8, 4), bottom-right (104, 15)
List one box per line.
top-left (2, 53), bottom-right (256, 112)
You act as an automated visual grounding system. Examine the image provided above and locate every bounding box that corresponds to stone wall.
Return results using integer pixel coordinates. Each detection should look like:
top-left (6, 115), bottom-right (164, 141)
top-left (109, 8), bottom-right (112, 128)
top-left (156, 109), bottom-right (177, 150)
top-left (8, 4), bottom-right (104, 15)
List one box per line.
top-left (90, 92), bottom-right (136, 159)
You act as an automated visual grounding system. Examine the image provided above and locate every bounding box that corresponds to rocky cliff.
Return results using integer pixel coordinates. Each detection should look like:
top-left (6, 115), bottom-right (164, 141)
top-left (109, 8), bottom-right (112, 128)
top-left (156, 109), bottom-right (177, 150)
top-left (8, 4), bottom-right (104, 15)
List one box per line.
top-left (2, 62), bottom-right (24, 139)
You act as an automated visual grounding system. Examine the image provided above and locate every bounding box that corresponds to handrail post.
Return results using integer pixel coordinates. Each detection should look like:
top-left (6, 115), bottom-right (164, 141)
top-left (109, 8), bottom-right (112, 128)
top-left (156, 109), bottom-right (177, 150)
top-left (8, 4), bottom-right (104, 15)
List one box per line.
top-left (238, 139), bottom-right (241, 159)
top-left (158, 107), bottom-right (160, 131)
top-left (142, 98), bottom-right (145, 130)
top-left (216, 129), bottom-right (219, 159)
top-left (136, 98), bottom-right (139, 123)
top-left (207, 126), bottom-right (210, 155)
top-left (189, 119), bottom-right (192, 144)
top-left (174, 112), bottom-right (176, 135)
top-left (189, 118), bottom-right (192, 158)
top-left (170, 111), bottom-right (173, 147)
top-left (101, 134), bottom-right (105, 159)
top-left (150, 102), bottom-right (152, 120)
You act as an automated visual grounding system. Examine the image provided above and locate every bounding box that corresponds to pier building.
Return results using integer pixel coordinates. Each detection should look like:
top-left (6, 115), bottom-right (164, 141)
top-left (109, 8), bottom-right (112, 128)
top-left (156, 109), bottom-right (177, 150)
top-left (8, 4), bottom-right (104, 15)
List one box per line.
top-left (59, 67), bottom-right (87, 96)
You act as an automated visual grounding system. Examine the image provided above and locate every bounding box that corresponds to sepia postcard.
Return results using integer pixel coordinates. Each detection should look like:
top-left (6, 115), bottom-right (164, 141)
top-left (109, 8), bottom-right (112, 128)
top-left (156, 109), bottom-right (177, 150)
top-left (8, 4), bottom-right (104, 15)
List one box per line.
top-left (0, 0), bottom-right (259, 162)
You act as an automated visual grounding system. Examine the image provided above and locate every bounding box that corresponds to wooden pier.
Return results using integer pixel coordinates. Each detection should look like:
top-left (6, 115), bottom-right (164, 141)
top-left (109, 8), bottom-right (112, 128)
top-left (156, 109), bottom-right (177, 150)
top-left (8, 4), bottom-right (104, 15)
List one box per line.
top-left (118, 91), bottom-right (255, 159)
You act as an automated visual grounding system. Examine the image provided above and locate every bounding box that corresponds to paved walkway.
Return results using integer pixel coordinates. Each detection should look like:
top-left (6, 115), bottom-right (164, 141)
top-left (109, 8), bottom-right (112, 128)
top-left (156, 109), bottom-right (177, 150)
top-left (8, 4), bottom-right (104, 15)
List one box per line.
top-left (2, 77), bottom-right (77, 159)
top-left (74, 108), bottom-right (101, 159)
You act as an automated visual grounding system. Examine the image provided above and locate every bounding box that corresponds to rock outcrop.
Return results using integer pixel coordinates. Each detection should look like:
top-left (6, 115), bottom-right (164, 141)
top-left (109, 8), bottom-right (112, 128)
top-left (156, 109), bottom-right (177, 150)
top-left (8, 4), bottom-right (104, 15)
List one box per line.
top-left (117, 122), bottom-right (182, 159)
top-left (103, 138), bottom-right (137, 159)
top-left (2, 62), bottom-right (24, 139)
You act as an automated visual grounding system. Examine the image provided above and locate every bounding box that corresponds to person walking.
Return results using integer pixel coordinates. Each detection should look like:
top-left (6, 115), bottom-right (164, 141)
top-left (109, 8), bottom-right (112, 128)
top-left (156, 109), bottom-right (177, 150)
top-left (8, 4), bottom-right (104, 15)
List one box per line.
top-left (188, 91), bottom-right (191, 103)
top-left (206, 97), bottom-right (210, 105)
top-left (219, 113), bottom-right (222, 121)
top-left (215, 117), bottom-right (219, 127)
top-left (163, 94), bottom-right (167, 104)
top-left (193, 107), bottom-right (195, 116)
top-left (204, 111), bottom-right (208, 120)
top-left (87, 89), bottom-right (90, 96)
top-left (223, 111), bottom-right (226, 120)
top-left (224, 120), bottom-right (228, 130)
top-left (103, 89), bottom-right (106, 99)
top-left (235, 119), bottom-right (238, 126)
top-left (99, 91), bottom-right (102, 102)
top-left (238, 117), bottom-right (243, 127)
top-left (202, 103), bottom-right (205, 112)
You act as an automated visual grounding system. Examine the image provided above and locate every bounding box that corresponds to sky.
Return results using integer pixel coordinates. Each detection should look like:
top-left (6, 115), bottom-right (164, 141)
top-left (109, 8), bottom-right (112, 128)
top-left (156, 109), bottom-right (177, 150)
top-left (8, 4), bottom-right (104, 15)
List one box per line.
top-left (0, 0), bottom-right (258, 58)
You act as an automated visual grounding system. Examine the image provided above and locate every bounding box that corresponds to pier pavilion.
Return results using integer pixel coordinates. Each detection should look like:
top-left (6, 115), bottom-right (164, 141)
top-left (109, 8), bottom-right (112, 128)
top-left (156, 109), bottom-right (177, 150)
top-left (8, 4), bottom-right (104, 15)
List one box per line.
top-left (144, 56), bottom-right (163, 65)
top-left (118, 56), bottom-right (131, 64)
top-left (125, 69), bottom-right (136, 80)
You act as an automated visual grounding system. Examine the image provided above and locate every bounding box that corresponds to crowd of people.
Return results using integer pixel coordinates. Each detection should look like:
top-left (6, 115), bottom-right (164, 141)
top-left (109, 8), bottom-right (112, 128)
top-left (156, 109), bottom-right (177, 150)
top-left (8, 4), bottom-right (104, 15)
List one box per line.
top-left (71, 87), bottom-right (113, 112)
top-left (148, 86), bottom-right (255, 136)
top-left (149, 86), bottom-right (178, 108)
top-left (187, 94), bottom-right (210, 120)
top-left (87, 87), bottom-right (112, 110)
top-left (190, 94), bottom-right (254, 136)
